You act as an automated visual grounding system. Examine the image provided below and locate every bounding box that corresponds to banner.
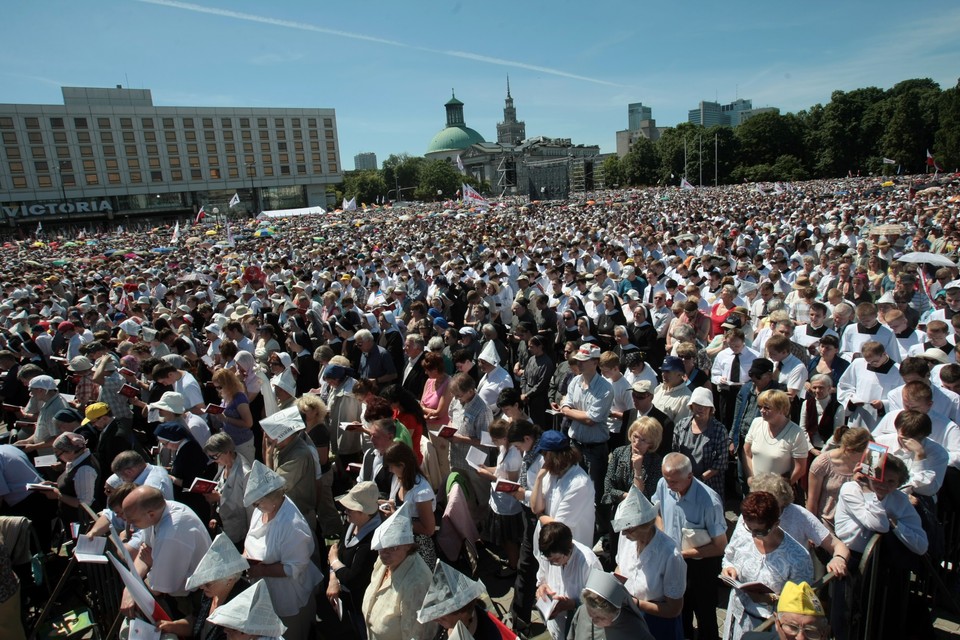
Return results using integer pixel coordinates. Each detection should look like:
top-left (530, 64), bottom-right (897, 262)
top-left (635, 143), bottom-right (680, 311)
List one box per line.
top-left (461, 183), bottom-right (488, 207)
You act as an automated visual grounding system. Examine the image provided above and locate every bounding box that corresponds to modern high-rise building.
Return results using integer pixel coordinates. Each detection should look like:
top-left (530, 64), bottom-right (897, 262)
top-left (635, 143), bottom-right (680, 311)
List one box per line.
top-left (0, 85), bottom-right (342, 230)
top-left (627, 103), bottom-right (652, 131)
top-left (687, 98), bottom-right (779, 127)
top-left (616, 102), bottom-right (660, 157)
top-left (354, 152), bottom-right (377, 171)
top-left (496, 77), bottom-right (526, 145)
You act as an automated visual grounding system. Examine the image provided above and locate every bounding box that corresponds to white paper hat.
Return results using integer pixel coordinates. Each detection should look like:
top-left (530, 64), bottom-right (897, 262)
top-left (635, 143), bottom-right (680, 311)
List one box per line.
top-left (370, 500), bottom-right (415, 550)
top-left (205, 580), bottom-right (287, 637)
top-left (272, 370), bottom-right (297, 397)
top-left (612, 485), bottom-right (659, 531)
top-left (449, 620), bottom-right (475, 640)
top-left (259, 405), bottom-right (305, 441)
top-left (417, 560), bottom-right (486, 623)
top-left (243, 460), bottom-right (287, 507)
top-left (185, 533), bottom-right (249, 591)
top-left (582, 567), bottom-right (639, 615)
top-left (478, 340), bottom-right (500, 366)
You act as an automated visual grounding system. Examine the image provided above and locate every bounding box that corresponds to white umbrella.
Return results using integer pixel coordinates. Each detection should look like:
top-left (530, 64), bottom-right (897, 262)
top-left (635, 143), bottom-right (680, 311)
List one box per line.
top-left (896, 251), bottom-right (957, 267)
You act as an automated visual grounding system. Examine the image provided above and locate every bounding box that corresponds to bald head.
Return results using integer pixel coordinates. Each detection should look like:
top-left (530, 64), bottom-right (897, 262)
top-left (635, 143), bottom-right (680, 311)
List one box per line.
top-left (121, 486), bottom-right (166, 529)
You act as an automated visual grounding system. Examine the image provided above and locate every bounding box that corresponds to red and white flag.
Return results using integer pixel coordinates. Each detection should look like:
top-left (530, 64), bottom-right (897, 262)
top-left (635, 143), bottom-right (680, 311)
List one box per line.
top-left (680, 177), bottom-right (695, 191)
top-left (107, 554), bottom-right (170, 624)
top-left (195, 206), bottom-right (206, 224)
top-left (461, 183), bottom-right (488, 207)
top-left (927, 149), bottom-right (941, 170)
top-left (171, 221), bottom-right (180, 244)
top-left (456, 154), bottom-right (465, 174)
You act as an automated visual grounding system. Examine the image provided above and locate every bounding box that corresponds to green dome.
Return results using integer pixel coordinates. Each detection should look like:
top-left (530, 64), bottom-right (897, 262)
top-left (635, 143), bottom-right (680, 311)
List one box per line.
top-left (427, 125), bottom-right (486, 154)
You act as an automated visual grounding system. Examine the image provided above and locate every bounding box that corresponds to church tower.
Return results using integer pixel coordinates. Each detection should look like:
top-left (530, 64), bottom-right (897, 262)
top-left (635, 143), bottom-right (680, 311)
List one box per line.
top-left (496, 76), bottom-right (526, 145)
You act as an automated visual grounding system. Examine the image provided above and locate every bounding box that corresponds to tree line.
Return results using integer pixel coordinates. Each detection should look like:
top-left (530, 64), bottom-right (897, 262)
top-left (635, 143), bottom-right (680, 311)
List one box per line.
top-left (604, 77), bottom-right (960, 187)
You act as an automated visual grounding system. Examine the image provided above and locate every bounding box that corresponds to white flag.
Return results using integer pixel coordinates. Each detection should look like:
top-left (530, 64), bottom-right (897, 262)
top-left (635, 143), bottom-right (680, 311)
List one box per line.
top-left (229, 192), bottom-right (241, 208)
top-left (882, 158), bottom-right (897, 165)
top-left (680, 177), bottom-right (695, 191)
top-left (456, 154), bottom-right (465, 174)
top-left (461, 183), bottom-right (488, 207)
top-left (343, 197), bottom-right (357, 211)
top-left (226, 220), bottom-right (235, 247)
top-left (171, 221), bottom-right (180, 244)
top-left (36, 220), bottom-right (42, 235)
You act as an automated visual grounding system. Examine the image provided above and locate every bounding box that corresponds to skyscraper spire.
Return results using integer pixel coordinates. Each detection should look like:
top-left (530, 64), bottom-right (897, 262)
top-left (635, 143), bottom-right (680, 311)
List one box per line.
top-left (506, 75), bottom-right (511, 99)
top-left (497, 78), bottom-right (525, 145)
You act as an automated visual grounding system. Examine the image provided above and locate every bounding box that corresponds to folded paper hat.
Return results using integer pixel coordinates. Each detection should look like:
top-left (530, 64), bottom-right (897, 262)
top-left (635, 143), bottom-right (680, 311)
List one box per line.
top-left (205, 580), bottom-right (287, 637)
top-left (371, 500), bottom-right (415, 550)
top-left (185, 533), bottom-right (249, 591)
top-left (478, 340), bottom-right (500, 365)
top-left (260, 405), bottom-right (306, 441)
top-left (777, 581), bottom-right (825, 617)
top-left (271, 370), bottom-right (297, 397)
top-left (243, 460), bottom-right (287, 507)
top-left (417, 560), bottom-right (486, 623)
top-left (612, 485), bottom-right (659, 531)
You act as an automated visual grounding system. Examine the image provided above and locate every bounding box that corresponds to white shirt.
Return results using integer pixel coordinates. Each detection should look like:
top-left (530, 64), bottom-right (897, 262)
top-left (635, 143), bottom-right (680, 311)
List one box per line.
top-left (539, 465), bottom-right (595, 550)
top-left (873, 408), bottom-right (960, 470)
top-left (836, 358), bottom-right (902, 431)
top-left (874, 432), bottom-right (949, 497)
top-left (536, 540), bottom-right (602, 640)
top-left (134, 464), bottom-right (174, 500)
top-left (142, 501), bottom-right (211, 596)
top-left (711, 347), bottom-right (759, 387)
top-left (477, 366), bottom-right (515, 412)
top-left (616, 529), bottom-right (686, 603)
top-left (834, 482), bottom-right (928, 555)
top-left (840, 323), bottom-right (901, 362)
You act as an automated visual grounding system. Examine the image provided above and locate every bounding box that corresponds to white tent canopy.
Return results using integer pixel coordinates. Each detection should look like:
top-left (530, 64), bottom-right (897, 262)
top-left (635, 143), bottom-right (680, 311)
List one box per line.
top-left (256, 205), bottom-right (326, 220)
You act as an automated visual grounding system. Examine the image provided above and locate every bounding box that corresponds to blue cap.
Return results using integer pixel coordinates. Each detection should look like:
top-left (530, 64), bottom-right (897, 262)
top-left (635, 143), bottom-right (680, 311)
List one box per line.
top-left (535, 430), bottom-right (571, 453)
top-left (661, 355), bottom-right (685, 372)
top-left (433, 317), bottom-right (450, 330)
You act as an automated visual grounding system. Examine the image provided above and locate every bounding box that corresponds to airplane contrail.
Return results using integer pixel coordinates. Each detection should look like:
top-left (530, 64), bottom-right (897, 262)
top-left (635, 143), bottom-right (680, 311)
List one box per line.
top-left (137, 0), bottom-right (623, 87)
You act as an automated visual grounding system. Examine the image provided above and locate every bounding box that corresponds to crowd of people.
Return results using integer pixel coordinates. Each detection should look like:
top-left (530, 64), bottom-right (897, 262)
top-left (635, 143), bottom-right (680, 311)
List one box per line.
top-left (0, 173), bottom-right (958, 640)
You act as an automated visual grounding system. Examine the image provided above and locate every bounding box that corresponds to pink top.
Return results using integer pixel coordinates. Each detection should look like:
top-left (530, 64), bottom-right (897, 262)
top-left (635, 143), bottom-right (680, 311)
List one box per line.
top-left (421, 376), bottom-right (450, 426)
top-left (809, 451), bottom-right (855, 531)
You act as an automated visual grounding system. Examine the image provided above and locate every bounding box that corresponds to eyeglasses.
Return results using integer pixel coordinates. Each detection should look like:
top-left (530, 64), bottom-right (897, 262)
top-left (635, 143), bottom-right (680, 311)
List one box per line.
top-left (777, 618), bottom-right (825, 639)
top-left (213, 385), bottom-right (223, 390)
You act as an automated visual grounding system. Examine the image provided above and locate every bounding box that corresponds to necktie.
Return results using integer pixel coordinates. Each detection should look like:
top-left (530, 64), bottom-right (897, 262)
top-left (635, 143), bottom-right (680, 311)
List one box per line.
top-left (730, 353), bottom-right (741, 383)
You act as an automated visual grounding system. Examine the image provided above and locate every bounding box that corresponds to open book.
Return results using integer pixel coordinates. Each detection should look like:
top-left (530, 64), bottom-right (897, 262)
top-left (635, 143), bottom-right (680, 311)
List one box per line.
top-left (465, 446), bottom-right (488, 471)
top-left (718, 574), bottom-right (774, 594)
top-left (34, 454), bottom-right (59, 468)
top-left (494, 479), bottom-right (521, 493)
top-left (187, 477), bottom-right (218, 494)
top-left (74, 536), bottom-right (109, 564)
top-left (204, 404), bottom-right (225, 415)
top-left (536, 594), bottom-right (559, 621)
top-left (429, 425), bottom-right (457, 438)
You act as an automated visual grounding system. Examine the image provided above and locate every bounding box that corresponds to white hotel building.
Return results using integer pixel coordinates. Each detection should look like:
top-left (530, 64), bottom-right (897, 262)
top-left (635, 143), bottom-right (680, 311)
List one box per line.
top-left (0, 86), bottom-right (342, 230)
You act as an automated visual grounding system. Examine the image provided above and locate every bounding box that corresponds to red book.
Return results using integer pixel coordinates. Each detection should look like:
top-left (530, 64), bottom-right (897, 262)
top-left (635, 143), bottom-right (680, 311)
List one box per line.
top-left (119, 384), bottom-right (139, 399)
top-left (494, 479), bottom-right (521, 493)
top-left (204, 404), bottom-right (225, 415)
top-left (188, 478), bottom-right (218, 494)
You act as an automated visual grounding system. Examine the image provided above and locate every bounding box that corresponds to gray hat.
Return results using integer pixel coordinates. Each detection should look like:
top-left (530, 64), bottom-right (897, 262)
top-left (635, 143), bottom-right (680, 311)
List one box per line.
top-left (205, 581), bottom-right (287, 637)
top-left (612, 485), bottom-right (659, 531)
top-left (67, 356), bottom-right (94, 372)
top-left (582, 567), bottom-right (643, 617)
top-left (243, 460), bottom-right (287, 507)
top-left (417, 561), bottom-right (486, 623)
top-left (371, 500), bottom-right (415, 550)
top-left (148, 391), bottom-right (186, 415)
top-left (260, 405), bottom-right (305, 441)
top-left (185, 533), bottom-right (249, 591)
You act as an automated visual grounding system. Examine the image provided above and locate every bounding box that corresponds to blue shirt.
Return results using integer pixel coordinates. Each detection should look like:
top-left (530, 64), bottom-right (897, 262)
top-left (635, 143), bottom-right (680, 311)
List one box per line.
top-left (563, 372), bottom-right (613, 444)
top-left (0, 444), bottom-right (42, 507)
top-left (654, 476), bottom-right (726, 548)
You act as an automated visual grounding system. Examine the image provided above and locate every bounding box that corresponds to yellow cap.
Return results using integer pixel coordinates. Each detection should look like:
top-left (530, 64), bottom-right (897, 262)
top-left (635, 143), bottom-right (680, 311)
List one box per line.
top-left (777, 581), bottom-right (824, 617)
top-left (82, 402), bottom-right (111, 425)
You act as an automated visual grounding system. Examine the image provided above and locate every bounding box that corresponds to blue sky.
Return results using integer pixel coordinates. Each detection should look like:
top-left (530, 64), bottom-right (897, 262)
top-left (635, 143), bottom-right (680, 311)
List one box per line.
top-left (3, 1), bottom-right (959, 169)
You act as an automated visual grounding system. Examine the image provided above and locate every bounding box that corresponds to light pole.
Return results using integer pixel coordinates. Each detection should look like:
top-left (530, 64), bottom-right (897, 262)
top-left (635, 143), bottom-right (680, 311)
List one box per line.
top-left (56, 160), bottom-right (70, 222)
top-left (212, 207), bottom-right (220, 228)
top-left (245, 162), bottom-right (256, 216)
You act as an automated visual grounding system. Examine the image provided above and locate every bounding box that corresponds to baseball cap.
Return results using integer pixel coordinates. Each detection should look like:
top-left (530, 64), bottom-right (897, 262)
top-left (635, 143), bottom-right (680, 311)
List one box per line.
top-left (573, 343), bottom-right (601, 361)
top-left (535, 430), bottom-right (571, 453)
top-left (661, 356), bottom-right (684, 372)
top-left (82, 402), bottom-right (111, 425)
top-left (749, 358), bottom-right (774, 377)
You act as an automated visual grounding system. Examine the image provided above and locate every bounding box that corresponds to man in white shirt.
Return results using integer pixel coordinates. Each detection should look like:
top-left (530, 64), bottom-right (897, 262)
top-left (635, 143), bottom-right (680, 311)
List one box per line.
top-left (874, 410), bottom-right (949, 498)
top-left (884, 357), bottom-right (960, 423)
top-left (840, 302), bottom-right (900, 362)
top-left (837, 341), bottom-right (902, 431)
top-left (875, 381), bottom-right (960, 472)
top-left (711, 328), bottom-right (759, 429)
top-left (120, 486), bottom-right (211, 614)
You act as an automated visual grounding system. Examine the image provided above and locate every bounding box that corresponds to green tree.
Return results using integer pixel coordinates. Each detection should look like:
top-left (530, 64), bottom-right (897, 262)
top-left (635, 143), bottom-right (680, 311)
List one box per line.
top-left (736, 112), bottom-right (804, 167)
top-left (602, 155), bottom-right (625, 188)
top-left (342, 170), bottom-right (388, 206)
top-left (415, 159), bottom-right (461, 201)
top-left (700, 125), bottom-right (739, 185)
top-left (935, 83), bottom-right (960, 171)
top-left (655, 122), bottom-right (701, 184)
top-left (623, 136), bottom-right (659, 185)
top-left (382, 153), bottom-right (426, 200)
top-left (812, 87), bottom-right (886, 176)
